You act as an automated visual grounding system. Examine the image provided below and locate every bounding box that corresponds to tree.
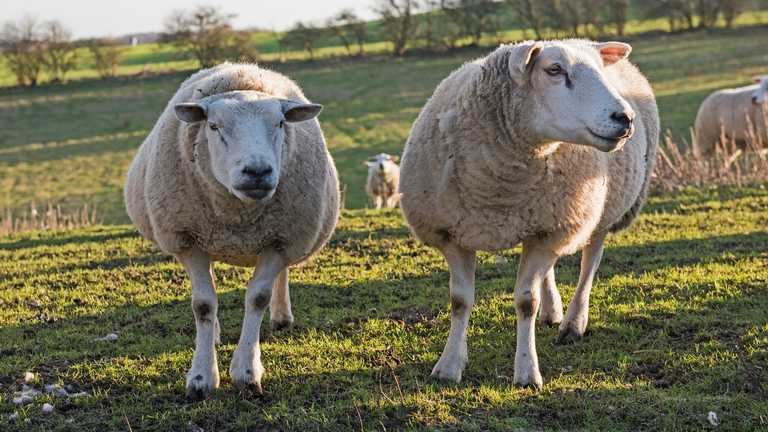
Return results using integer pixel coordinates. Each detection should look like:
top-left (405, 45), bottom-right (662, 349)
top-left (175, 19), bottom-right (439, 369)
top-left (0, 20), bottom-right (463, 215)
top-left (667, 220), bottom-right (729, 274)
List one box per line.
top-left (279, 22), bottom-right (325, 60)
top-left (607, 0), bottom-right (630, 36)
top-left (163, 5), bottom-right (257, 68)
top-left (87, 38), bottom-right (125, 78)
top-left (696, 0), bottom-right (722, 27)
top-left (375, 0), bottom-right (421, 56)
top-left (326, 9), bottom-right (368, 57)
top-left (507, 0), bottom-right (546, 39)
top-left (0, 16), bottom-right (46, 87)
top-left (421, 0), bottom-right (461, 51)
top-left (440, 0), bottom-right (500, 46)
top-left (721, 0), bottom-right (748, 28)
top-left (40, 20), bottom-right (78, 82)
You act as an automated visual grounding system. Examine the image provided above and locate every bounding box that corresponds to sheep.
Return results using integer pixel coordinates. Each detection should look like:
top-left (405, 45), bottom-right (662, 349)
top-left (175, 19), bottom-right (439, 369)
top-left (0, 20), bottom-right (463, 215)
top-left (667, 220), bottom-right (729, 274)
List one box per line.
top-left (694, 76), bottom-right (768, 155)
top-left (365, 153), bottom-right (400, 209)
top-left (399, 39), bottom-right (659, 388)
top-left (124, 63), bottom-right (340, 398)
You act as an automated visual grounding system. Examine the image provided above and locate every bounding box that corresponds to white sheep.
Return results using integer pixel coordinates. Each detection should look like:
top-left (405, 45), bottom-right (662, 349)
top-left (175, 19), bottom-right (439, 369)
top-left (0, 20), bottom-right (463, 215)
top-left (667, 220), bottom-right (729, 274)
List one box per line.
top-left (399, 40), bottom-right (659, 388)
top-left (694, 75), bottom-right (768, 155)
top-left (365, 153), bottom-right (400, 209)
top-left (124, 63), bottom-right (340, 398)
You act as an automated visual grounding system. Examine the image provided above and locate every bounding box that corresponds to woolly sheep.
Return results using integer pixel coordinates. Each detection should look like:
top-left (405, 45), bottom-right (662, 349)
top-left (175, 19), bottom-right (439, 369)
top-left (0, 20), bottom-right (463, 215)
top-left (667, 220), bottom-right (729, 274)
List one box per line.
top-left (399, 40), bottom-right (659, 387)
top-left (694, 75), bottom-right (768, 155)
top-left (124, 63), bottom-right (340, 398)
top-left (365, 153), bottom-right (401, 209)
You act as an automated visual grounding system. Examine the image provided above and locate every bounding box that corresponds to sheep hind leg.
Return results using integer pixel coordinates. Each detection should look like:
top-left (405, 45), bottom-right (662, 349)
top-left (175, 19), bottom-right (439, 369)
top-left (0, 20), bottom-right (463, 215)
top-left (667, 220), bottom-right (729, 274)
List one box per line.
top-left (557, 231), bottom-right (607, 344)
top-left (373, 195), bottom-right (383, 210)
top-left (431, 242), bottom-right (476, 383)
top-left (270, 268), bottom-right (293, 330)
top-left (230, 250), bottom-right (287, 393)
top-left (538, 266), bottom-right (563, 326)
top-left (177, 248), bottom-right (220, 400)
top-left (514, 244), bottom-right (558, 388)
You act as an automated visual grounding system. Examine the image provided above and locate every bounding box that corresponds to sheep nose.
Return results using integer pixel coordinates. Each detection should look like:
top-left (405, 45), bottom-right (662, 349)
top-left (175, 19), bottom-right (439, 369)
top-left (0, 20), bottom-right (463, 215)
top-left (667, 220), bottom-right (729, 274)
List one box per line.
top-left (610, 111), bottom-right (633, 129)
top-left (242, 164), bottom-right (273, 181)
top-left (752, 96), bottom-right (759, 105)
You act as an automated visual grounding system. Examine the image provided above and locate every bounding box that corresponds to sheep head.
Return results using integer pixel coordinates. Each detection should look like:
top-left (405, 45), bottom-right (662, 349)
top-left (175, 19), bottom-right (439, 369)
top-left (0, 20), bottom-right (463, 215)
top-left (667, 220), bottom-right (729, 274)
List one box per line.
top-left (175, 90), bottom-right (322, 203)
top-left (508, 40), bottom-right (636, 153)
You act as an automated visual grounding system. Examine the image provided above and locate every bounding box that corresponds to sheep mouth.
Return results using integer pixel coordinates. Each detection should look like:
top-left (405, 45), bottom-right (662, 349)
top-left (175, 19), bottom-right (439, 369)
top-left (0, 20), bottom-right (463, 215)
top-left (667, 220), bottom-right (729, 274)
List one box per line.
top-left (586, 128), bottom-right (632, 152)
top-left (236, 187), bottom-right (276, 201)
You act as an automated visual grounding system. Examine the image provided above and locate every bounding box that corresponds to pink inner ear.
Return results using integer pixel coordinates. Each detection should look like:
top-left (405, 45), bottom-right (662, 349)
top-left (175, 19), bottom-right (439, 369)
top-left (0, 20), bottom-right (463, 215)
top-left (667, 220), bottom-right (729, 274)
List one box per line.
top-left (600, 45), bottom-right (630, 64)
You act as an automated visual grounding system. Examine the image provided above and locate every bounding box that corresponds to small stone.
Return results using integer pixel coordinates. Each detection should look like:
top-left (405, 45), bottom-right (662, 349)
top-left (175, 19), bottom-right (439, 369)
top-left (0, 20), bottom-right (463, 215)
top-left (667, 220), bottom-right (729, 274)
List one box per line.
top-left (23, 372), bottom-right (36, 383)
top-left (42, 403), bottom-right (54, 414)
top-left (45, 384), bottom-right (69, 398)
top-left (707, 411), bottom-right (720, 426)
top-left (94, 333), bottom-right (119, 342)
top-left (188, 421), bottom-right (205, 432)
top-left (8, 412), bottom-right (19, 420)
top-left (494, 255), bottom-right (507, 265)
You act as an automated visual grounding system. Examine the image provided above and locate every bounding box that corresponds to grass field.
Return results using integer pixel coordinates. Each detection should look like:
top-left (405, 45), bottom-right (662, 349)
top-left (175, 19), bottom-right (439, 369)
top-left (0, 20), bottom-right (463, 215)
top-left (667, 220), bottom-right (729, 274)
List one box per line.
top-left (1, 16), bottom-right (768, 432)
top-left (1, 188), bottom-right (767, 430)
top-left (2, 25), bottom-right (768, 222)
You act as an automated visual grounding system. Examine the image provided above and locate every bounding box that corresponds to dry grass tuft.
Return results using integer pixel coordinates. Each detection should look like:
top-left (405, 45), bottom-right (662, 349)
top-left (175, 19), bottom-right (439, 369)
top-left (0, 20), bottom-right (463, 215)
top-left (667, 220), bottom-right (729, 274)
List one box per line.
top-left (653, 113), bottom-right (768, 191)
top-left (1, 202), bottom-right (99, 235)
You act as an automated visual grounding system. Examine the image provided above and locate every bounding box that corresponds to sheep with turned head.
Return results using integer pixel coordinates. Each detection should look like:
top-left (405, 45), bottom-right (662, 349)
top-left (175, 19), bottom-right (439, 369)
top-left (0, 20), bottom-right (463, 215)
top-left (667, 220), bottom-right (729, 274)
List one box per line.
top-left (399, 39), bottom-right (659, 387)
top-left (365, 153), bottom-right (400, 209)
top-left (694, 75), bottom-right (768, 155)
top-left (124, 63), bottom-right (339, 398)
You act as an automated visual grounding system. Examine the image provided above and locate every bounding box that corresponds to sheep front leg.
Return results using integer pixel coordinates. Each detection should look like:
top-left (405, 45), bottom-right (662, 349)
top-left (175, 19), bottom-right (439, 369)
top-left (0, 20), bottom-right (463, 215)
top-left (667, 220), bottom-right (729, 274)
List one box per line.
top-left (538, 266), bottom-right (563, 326)
top-left (373, 194), bottom-right (383, 209)
top-left (177, 248), bottom-right (220, 400)
top-left (432, 243), bottom-right (476, 382)
top-left (230, 250), bottom-right (286, 393)
top-left (558, 231), bottom-right (607, 343)
top-left (270, 268), bottom-right (293, 330)
top-left (514, 245), bottom-right (558, 388)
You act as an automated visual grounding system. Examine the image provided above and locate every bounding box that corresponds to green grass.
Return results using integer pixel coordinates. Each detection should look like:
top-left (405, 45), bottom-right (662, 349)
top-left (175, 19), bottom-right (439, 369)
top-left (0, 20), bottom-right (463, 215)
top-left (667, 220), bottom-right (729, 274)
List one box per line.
top-left (1, 187), bottom-right (767, 430)
top-left (2, 25), bottom-right (768, 221)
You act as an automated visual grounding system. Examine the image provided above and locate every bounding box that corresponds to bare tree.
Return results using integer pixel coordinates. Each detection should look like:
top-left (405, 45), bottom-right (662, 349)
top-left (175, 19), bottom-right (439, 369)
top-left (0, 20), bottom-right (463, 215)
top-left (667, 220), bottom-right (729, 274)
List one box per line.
top-left (163, 5), bottom-right (257, 67)
top-left (607, 0), bottom-right (630, 36)
top-left (421, 0), bottom-right (461, 51)
top-left (0, 16), bottom-right (46, 87)
top-left (440, 0), bottom-right (500, 46)
top-left (326, 9), bottom-right (368, 56)
top-left (41, 20), bottom-right (78, 82)
top-left (375, 0), bottom-right (421, 56)
top-left (507, 0), bottom-right (546, 39)
top-left (87, 38), bottom-right (125, 78)
top-left (279, 22), bottom-right (325, 60)
top-left (696, 0), bottom-right (722, 27)
top-left (721, 0), bottom-right (748, 28)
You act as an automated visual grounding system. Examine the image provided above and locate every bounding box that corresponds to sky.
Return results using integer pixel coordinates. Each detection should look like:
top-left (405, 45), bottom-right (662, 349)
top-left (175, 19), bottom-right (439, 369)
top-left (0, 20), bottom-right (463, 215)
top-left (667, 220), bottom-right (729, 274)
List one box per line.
top-left (4, 0), bottom-right (378, 38)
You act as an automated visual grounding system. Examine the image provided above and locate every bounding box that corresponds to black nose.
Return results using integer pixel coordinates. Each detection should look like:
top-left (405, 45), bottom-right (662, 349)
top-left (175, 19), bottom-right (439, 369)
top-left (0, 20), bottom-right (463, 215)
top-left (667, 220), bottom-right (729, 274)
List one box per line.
top-left (610, 111), bottom-right (633, 129)
top-left (242, 165), bottom-right (273, 180)
top-left (752, 96), bottom-right (759, 104)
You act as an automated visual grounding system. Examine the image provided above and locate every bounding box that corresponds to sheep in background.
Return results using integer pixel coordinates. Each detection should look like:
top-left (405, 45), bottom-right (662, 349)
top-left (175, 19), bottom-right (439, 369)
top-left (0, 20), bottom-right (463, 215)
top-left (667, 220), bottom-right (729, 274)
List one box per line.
top-left (694, 75), bottom-right (768, 155)
top-left (365, 153), bottom-right (400, 209)
top-left (124, 63), bottom-right (339, 398)
top-left (399, 40), bottom-right (659, 388)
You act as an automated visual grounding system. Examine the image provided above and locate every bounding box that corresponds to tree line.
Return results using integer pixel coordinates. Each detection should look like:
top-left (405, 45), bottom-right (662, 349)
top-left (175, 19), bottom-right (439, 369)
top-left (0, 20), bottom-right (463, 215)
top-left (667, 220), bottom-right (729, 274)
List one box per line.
top-left (1, 0), bottom-right (764, 87)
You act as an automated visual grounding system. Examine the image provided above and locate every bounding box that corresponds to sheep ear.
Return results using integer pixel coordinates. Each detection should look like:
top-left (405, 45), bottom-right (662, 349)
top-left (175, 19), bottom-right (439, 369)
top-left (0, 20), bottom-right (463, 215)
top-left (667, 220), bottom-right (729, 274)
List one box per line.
top-left (390, 155), bottom-right (400, 162)
top-left (595, 42), bottom-right (632, 65)
top-left (175, 103), bottom-right (207, 123)
top-left (281, 100), bottom-right (323, 123)
top-left (753, 76), bottom-right (764, 84)
top-left (508, 41), bottom-right (542, 84)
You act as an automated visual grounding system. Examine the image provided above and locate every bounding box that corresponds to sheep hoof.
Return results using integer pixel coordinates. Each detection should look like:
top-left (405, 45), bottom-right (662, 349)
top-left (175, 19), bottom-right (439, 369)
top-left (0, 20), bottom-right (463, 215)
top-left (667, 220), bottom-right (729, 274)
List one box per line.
top-left (233, 379), bottom-right (263, 396)
top-left (430, 357), bottom-right (466, 383)
top-left (513, 374), bottom-right (543, 390)
top-left (539, 316), bottom-right (562, 327)
top-left (270, 316), bottom-right (294, 331)
top-left (556, 324), bottom-right (586, 344)
top-left (185, 372), bottom-right (218, 401)
top-left (229, 362), bottom-right (264, 395)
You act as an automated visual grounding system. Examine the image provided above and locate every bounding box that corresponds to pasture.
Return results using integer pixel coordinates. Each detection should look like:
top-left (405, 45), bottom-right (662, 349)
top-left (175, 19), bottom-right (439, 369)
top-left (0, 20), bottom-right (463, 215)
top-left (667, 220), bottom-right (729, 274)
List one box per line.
top-left (1, 24), bottom-right (767, 431)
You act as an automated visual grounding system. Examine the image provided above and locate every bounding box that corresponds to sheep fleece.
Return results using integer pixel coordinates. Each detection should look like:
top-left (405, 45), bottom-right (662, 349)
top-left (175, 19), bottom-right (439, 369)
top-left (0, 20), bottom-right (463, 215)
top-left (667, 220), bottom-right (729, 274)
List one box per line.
top-left (400, 46), bottom-right (659, 255)
top-left (124, 63), bottom-right (339, 266)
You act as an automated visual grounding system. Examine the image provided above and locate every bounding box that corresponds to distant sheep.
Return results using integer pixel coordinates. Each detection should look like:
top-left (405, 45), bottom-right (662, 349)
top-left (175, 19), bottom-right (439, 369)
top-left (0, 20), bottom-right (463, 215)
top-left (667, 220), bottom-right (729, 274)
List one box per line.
top-left (365, 153), bottom-right (400, 209)
top-left (399, 40), bottom-right (659, 388)
top-left (694, 75), bottom-right (768, 155)
top-left (124, 63), bottom-right (339, 398)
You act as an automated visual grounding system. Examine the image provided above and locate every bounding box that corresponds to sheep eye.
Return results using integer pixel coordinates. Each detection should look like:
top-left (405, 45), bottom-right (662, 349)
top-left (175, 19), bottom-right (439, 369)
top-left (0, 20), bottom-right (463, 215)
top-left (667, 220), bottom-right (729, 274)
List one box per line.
top-left (278, 120), bottom-right (284, 129)
top-left (546, 65), bottom-right (563, 76)
top-left (208, 122), bottom-right (219, 131)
